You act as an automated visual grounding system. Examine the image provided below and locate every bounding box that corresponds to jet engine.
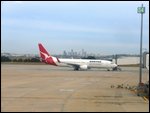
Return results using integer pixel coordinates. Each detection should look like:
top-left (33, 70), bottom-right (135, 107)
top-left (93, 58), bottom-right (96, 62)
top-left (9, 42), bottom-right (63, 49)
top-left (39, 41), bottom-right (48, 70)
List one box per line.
top-left (80, 65), bottom-right (88, 70)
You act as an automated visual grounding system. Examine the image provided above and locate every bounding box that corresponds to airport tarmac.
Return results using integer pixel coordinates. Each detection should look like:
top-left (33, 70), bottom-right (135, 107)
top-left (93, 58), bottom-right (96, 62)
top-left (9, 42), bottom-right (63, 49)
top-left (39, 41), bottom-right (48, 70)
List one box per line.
top-left (1, 64), bottom-right (149, 112)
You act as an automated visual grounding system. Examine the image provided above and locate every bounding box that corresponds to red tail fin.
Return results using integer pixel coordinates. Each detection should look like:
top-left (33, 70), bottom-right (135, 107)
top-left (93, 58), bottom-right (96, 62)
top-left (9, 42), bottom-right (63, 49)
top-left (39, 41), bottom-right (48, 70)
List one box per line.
top-left (38, 43), bottom-right (58, 66)
top-left (38, 43), bottom-right (50, 55)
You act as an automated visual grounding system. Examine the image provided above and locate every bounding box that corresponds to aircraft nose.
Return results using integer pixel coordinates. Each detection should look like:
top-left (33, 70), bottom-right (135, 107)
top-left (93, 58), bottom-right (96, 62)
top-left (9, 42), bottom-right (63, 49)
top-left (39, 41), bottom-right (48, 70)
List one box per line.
top-left (114, 64), bottom-right (117, 67)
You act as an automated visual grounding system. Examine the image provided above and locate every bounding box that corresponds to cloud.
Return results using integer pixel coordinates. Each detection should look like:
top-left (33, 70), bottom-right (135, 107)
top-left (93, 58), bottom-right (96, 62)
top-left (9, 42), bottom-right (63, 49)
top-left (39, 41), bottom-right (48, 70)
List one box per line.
top-left (1, 18), bottom-right (104, 32)
top-left (2, 18), bottom-right (141, 37)
top-left (13, 1), bottom-right (22, 3)
top-left (2, 1), bottom-right (23, 4)
top-left (1, 1), bottom-right (149, 54)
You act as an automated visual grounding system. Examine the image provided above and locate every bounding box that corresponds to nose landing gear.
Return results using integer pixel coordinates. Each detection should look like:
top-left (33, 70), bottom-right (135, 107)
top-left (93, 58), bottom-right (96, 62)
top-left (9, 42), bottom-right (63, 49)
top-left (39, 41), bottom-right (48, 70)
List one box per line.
top-left (113, 67), bottom-right (122, 71)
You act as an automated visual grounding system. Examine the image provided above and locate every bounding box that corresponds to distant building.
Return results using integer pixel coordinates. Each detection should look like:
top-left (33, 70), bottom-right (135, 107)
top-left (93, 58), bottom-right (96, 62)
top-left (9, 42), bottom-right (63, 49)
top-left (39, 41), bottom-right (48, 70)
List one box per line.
top-left (143, 52), bottom-right (149, 70)
top-left (112, 56), bottom-right (139, 65)
top-left (63, 50), bottom-right (67, 56)
top-left (112, 53), bottom-right (149, 68)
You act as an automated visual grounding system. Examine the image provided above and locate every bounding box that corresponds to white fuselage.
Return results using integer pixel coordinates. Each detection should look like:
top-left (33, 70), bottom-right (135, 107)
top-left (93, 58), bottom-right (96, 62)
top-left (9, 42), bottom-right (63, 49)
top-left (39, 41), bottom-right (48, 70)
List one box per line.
top-left (54, 58), bottom-right (117, 70)
top-left (38, 43), bottom-right (118, 71)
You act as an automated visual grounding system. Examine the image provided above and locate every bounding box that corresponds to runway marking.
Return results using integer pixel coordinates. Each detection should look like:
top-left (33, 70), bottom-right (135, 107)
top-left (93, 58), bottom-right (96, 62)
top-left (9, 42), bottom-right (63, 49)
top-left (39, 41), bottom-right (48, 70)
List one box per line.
top-left (81, 82), bottom-right (91, 85)
top-left (59, 89), bottom-right (74, 92)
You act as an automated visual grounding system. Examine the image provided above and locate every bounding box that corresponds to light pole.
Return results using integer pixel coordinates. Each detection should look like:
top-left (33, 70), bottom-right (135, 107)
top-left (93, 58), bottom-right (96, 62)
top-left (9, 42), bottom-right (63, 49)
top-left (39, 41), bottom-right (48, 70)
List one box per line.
top-left (137, 4), bottom-right (145, 84)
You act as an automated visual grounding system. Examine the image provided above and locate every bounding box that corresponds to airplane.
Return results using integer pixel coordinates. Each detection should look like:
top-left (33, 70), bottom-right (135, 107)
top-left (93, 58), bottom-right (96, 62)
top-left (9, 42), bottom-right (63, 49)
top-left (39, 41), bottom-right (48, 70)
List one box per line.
top-left (38, 43), bottom-right (121, 71)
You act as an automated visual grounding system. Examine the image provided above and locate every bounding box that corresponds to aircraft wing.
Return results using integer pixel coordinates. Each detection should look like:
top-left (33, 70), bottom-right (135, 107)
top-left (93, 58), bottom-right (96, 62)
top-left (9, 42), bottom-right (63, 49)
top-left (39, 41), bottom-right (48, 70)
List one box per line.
top-left (63, 62), bottom-right (80, 67)
top-left (60, 62), bottom-right (81, 70)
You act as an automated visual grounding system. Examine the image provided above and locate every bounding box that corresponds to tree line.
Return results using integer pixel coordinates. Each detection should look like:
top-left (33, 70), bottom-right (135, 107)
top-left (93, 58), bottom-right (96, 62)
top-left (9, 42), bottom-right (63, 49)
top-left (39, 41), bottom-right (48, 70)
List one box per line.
top-left (1, 56), bottom-right (40, 62)
top-left (1, 55), bottom-right (97, 62)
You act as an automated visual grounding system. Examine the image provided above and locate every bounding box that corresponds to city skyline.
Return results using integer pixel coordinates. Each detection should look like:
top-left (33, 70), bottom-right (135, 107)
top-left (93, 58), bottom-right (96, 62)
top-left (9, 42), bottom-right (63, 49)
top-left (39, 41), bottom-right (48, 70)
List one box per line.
top-left (2, 48), bottom-right (141, 58)
top-left (1, 1), bottom-right (149, 55)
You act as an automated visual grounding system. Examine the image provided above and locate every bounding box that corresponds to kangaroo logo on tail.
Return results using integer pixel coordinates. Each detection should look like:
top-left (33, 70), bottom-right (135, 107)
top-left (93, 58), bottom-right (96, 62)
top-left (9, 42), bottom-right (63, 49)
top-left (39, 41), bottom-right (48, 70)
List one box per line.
top-left (40, 51), bottom-right (49, 60)
top-left (38, 43), bottom-right (58, 66)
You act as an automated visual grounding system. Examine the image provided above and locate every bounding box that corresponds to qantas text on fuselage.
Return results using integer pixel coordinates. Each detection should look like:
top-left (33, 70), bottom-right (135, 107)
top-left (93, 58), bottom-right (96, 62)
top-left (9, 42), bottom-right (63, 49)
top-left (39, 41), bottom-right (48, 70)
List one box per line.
top-left (38, 43), bottom-right (119, 71)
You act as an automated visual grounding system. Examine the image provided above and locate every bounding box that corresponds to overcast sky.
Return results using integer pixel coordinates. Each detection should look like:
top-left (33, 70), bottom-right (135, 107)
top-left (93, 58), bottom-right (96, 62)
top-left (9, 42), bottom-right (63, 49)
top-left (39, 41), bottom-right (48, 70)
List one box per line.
top-left (1, 1), bottom-right (149, 55)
